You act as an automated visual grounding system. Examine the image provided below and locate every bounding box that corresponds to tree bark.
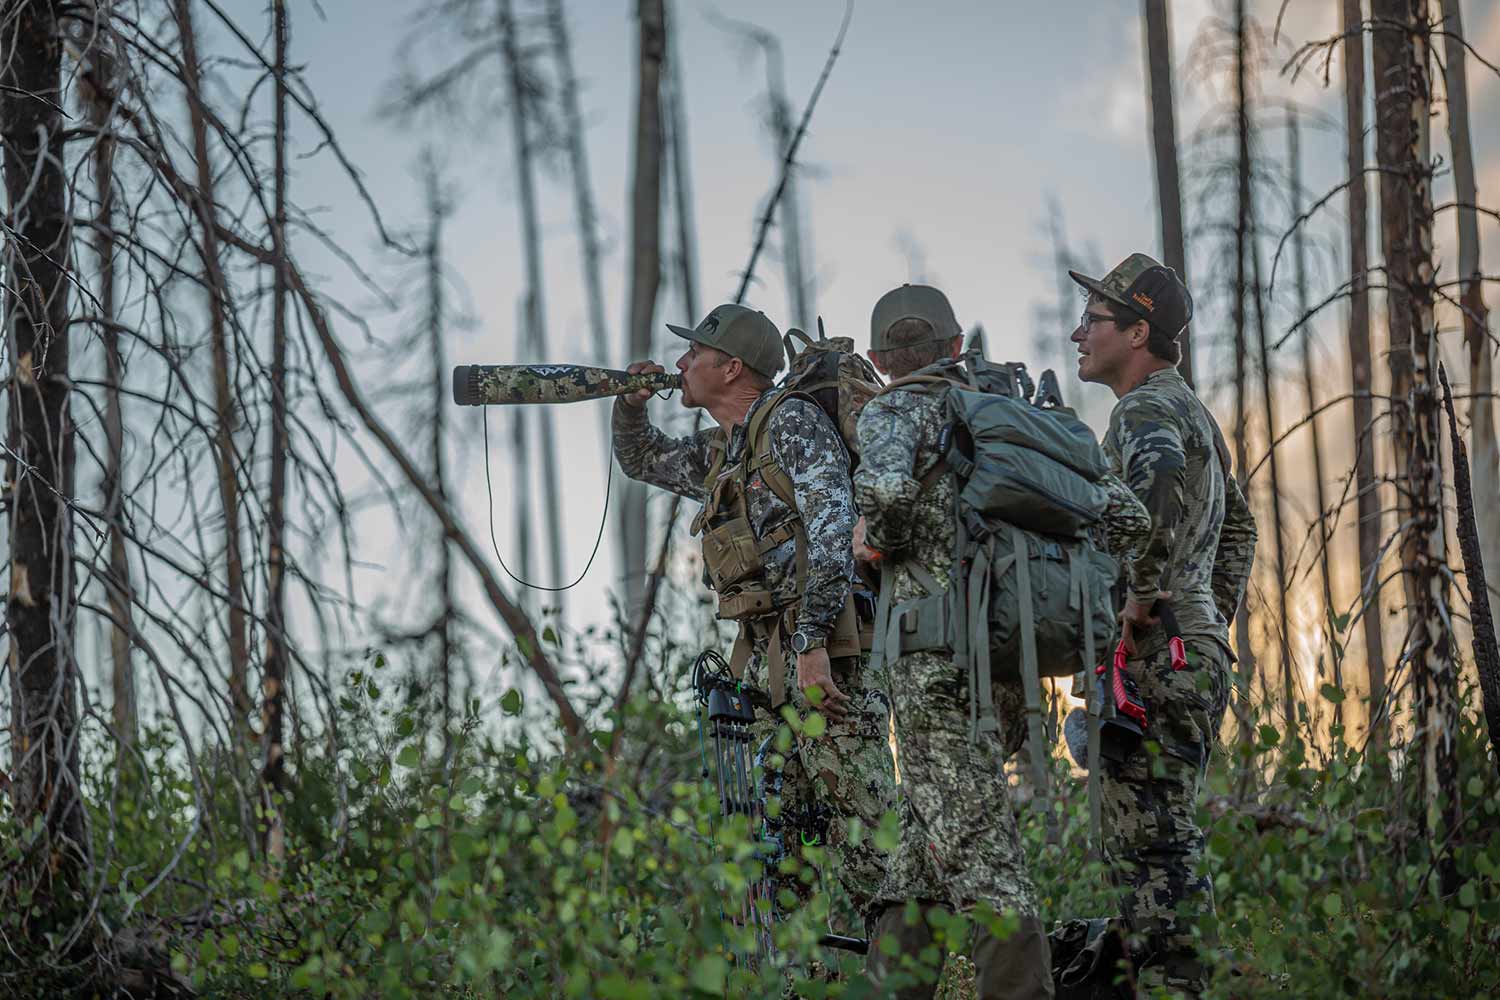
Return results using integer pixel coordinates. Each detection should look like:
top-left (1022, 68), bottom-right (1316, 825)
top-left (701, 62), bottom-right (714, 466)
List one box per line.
top-left (1440, 369), bottom-right (1500, 775)
top-left (617, 0), bottom-right (666, 622)
top-left (762, 37), bottom-right (810, 334)
top-left (424, 158), bottom-right (456, 756)
top-left (1141, 0), bottom-right (1192, 387)
top-left (1438, 0), bottom-right (1497, 613)
top-left (1251, 216), bottom-right (1293, 727)
top-left (1371, 0), bottom-right (1456, 869)
top-left (1343, 0), bottom-right (1387, 749)
top-left (177, 0), bottom-right (253, 755)
top-left (260, 0), bottom-right (291, 862)
top-left (547, 0), bottom-right (610, 370)
top-left (1231, 0), bottom-right (1259, 747)
top-left (498, 0), bottom-right (565, 615)
top-left (1290, 108), bottom-right (1339, 729)
top-left (2, 0), bottom-right (91, 926)
top-left (666, 1), bottom-right (700, 325)
top-left (84, 17), bottom-right (137, 752)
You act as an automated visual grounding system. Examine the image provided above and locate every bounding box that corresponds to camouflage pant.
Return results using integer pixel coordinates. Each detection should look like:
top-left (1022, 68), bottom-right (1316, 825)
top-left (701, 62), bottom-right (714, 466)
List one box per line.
top-left (874, 649), bottom-right (1039, 920)
top-left (1101, 639), bottom-right (1230, 996)
top-left (744, 652), bottom-right (897, 917)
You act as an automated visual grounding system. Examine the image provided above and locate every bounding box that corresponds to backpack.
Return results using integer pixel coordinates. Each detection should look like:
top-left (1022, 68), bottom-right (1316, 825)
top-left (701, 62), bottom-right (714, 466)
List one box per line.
top-left (775, 325), bottom-right (884, 469)
top-left (869, 353), bottom-right (1119, 802)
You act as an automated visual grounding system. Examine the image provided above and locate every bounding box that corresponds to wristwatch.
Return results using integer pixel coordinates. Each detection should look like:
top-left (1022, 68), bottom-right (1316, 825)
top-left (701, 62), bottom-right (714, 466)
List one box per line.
top-left (789, 629), bottom-right (825, 654)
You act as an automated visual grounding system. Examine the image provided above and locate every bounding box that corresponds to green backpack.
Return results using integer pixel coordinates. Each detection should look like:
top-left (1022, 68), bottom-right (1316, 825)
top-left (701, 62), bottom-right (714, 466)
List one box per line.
top-left (870, 354), bottom-right (1119, 801)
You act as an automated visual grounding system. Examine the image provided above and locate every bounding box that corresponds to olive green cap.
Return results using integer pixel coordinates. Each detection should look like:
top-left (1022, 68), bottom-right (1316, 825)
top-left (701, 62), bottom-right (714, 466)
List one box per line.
top-left (870, 284), bottom-right (962, 351)
top-left (667, 304), bottom-right (785, 378)
top-left (1068, 253), bottom-right (1194, 339)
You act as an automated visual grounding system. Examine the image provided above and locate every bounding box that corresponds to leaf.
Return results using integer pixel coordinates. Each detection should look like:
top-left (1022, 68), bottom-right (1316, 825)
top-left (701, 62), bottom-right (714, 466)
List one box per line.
top-left (1459, 881), bottom-right (1478, 908)
top-left (542, 626), bottom-right (558, 646)
top-left (1321, 893), bottom-right (1342, 917)
top-left (501, 689), bottom-right (524, 715)
top-left (396, 745), bottom-right (421, 768)
top-left (1258, 724), bottom-right (1281, 747)
top-left (1319, 683), bottom-right (1345, 704)
top-left (803, 712), bottom-right (827, 739)
top-left (689, 955), bottom-right (728, 996)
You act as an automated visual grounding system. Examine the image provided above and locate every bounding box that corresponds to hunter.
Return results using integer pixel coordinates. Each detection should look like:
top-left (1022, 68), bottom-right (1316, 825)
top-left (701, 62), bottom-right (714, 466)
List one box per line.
top-left (853, 284), bottom-right (1058, 1000)
top-left (858, 284), bottom-right (1146, 995)
top-left (1069, 254), bottom-right (1258, 995)
top-left (614, 303), bottom-right (896, 931)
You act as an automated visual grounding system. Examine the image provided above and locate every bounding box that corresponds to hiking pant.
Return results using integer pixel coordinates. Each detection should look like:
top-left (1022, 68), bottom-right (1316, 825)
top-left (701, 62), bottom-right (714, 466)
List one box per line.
top-left (746, 653), bottom-right (897, 919)
top-left (867, 648), bottom-right (1051, 997)
top-left (1100, 639), bottom-right (1230, 996)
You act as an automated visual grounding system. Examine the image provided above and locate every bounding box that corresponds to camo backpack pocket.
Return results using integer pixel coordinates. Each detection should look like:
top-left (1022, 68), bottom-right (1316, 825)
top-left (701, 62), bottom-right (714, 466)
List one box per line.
top-left (700, 516), bottom-right (766, 592)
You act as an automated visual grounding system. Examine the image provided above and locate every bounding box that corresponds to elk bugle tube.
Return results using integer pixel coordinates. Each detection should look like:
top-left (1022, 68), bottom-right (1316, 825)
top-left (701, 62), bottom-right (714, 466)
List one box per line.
top-left (451, 364), bottom-right (683, 406)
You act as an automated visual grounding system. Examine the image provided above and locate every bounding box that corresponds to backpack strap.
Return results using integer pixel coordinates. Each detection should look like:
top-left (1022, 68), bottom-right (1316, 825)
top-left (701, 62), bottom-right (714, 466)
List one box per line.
top-left (745, 390), bottom-right (813, 594)
top-left (1078, 550), bottom-right (1105, 855)
top-left (967, 537), bottom-right (999, 741)
top-left (1009, 524), bottom-right (1051, 802)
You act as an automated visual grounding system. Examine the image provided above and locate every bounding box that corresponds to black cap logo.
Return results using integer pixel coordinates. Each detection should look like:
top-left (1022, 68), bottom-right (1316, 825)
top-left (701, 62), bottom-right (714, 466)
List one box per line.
top-left (700, 310), bottom-right (721, 336)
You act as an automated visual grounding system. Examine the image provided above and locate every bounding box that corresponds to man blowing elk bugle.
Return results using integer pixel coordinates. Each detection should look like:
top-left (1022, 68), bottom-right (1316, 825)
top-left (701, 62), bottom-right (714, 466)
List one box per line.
top-left (612, 303), bottom-right (897, 936)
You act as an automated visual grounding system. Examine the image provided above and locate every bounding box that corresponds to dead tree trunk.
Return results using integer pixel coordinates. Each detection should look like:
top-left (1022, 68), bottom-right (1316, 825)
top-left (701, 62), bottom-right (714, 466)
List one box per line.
top-left (2, 0), bottom-right (91, 926)
top-left (1141, 0), bottom-right (1192, 387)
top-left (666, 1), bottom-right (699, 324)
top-left (762, 38), bottom-right (810, 334)
top-left (1371, 0), bottom-right (1457, 867)
top-left (617, 0), bottom-right (666, 622)
top-left (1231, 0), bottom-right (1259, 745)
top-left (1438, 0), bottom-right (1497, 611)
top-left (1440, 369), bottom-right (1500, 773)
top-left (176, 0), bottom-right (252, 753)
top-left (1251, 216), bottom-right (1293, 727)
top-left (1290, 108), bottom-right (1338, 728)
top-left (498, 0), bottom-right (565, 614)
top-left (1343, 0), bottom-right (1387, 749)
top-left (84, 22), bottom-right (137, 752)
top-left (547, 0), bottom-right (610, 370)
top-left (262, 0), bottom-right (291, 862)
top-left (423, 160), bottom-right (457, 755)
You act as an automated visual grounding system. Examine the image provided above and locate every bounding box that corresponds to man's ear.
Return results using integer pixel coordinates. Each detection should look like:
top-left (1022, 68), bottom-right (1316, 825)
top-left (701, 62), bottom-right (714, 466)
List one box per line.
top-left (1129, 320), bottom-right (1151, 349)
top-left (947, 336), bottom-right (963, 360)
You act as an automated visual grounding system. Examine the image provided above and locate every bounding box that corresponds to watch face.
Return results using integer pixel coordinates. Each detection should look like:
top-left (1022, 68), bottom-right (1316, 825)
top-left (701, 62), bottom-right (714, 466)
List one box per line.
top-left (791, 632), bottom-right (807, 653)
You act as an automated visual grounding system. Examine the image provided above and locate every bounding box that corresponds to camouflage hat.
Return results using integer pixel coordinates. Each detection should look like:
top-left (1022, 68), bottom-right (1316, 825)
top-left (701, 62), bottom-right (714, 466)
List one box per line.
top-left (1069, 253), bottom-right (1194, 339)
top-left (870, 284), bottom-right (962, 351)
top-left (667, 304), bottom-right (785, 378)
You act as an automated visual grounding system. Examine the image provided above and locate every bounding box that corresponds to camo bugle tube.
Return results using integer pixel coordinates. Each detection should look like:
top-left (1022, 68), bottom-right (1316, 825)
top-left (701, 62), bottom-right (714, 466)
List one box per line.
top-left (452, 363), bottom-right (682, 405)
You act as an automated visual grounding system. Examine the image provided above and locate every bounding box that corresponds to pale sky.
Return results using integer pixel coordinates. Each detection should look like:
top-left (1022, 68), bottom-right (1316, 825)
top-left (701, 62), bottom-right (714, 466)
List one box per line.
top-left (210, 0), bottom-right (1500, 712)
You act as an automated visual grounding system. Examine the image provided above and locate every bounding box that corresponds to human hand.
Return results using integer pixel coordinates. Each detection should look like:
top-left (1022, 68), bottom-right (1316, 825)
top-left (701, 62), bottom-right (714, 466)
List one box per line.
top-left (852, 516), bottom-right (881, 565)
top-left (623, 359), bottom-right (665, 407)
top-left (795, 647), bottom-right (849, 724)
top-left (1119, 590), bottom-right (1171, 656)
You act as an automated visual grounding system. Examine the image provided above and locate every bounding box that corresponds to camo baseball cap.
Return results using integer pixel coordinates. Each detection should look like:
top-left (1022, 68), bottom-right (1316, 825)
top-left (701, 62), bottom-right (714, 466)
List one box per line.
top-left (667, 304), bottom-right (785, 378)
top-left (870, 284), bottom-right (962, 350)
top-left (1069, 253), bottom-right (1194, 339)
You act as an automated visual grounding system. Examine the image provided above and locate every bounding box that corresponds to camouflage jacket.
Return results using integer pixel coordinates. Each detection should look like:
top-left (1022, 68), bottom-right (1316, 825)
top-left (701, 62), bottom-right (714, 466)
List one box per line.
top-left (612, 392), bottom-right (854, 639)
top-left (1103, 367), bottom-right (1257, 653)
top-left (854, 359), bottom-right (1150, 604)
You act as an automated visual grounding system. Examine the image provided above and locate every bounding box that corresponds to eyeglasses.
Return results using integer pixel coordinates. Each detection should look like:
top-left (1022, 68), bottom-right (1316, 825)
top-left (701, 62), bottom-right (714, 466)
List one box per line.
top-left (1079, 310), bottom-right (1116, 330)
